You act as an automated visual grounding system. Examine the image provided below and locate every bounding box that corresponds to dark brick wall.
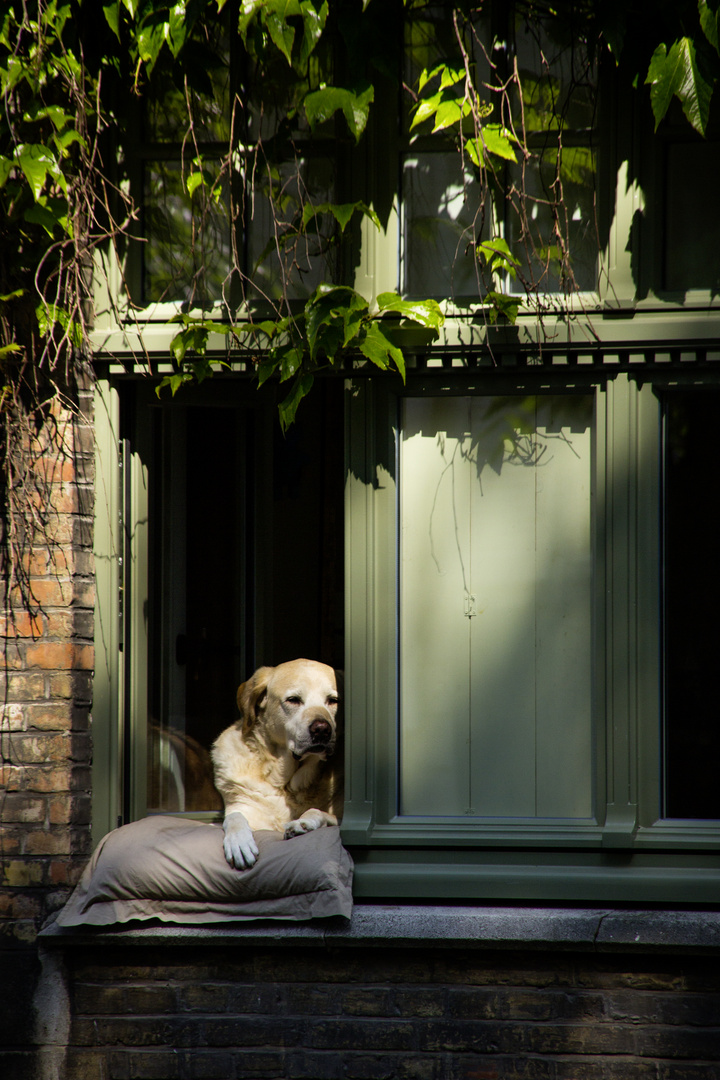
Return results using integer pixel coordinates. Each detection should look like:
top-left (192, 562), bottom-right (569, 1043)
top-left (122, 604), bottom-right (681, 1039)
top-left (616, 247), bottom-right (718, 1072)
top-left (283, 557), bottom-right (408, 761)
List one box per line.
top-left (12, 943), bottom-right (719, 1080)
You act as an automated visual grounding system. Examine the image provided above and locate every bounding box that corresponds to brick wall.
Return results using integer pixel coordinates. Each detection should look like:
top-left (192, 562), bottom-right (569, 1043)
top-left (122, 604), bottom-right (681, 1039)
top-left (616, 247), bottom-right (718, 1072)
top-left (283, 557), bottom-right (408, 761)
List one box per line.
top-left (22, 943), bottom-right (720, 1080)
top-left (0, 377), bottom-right (95, 1068)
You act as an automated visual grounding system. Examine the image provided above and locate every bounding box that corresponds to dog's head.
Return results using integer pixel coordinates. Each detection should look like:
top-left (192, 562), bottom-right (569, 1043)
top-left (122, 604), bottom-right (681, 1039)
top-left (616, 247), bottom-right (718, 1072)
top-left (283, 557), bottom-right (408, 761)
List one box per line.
top-left (237, 659), bottom-right (339, 762)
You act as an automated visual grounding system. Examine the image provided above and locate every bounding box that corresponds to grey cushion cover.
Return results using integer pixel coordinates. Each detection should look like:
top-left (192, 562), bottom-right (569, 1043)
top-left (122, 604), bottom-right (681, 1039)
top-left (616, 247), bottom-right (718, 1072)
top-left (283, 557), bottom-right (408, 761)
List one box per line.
top-left (56, 816), bottom-right (353, 926)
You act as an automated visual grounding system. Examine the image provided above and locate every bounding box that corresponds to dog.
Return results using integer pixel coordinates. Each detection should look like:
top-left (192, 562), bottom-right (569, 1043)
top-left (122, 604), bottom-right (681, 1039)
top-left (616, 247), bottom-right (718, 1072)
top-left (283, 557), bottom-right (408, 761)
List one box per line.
top-left (211, 659), bottom-right (343, 870)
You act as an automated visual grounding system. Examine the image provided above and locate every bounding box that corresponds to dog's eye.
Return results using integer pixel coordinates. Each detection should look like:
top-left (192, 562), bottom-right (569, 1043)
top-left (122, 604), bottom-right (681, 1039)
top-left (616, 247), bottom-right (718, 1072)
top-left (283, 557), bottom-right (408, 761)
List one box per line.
top-left (327, 696), bottom-right (338, 707)
top-left (285, 695), bottom-right (302, 706)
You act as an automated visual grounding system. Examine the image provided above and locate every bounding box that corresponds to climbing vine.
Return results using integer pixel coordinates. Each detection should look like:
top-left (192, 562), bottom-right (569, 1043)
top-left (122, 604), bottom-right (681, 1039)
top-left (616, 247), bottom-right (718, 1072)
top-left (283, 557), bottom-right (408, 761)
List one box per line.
top-left (2, 0), bottom-right (719, 608)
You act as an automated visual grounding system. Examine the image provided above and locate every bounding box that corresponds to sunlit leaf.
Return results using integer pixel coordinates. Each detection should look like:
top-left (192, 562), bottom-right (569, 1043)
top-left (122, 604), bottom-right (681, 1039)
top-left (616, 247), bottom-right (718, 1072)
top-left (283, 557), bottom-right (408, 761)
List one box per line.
top-left (699, 0), bottom-right (720, 55)
top-left (376, 292), bottom-right (445, 331)
top-left (304, 83), bottom-right (374, 142)
top-left (645, 37), bottom-right (713, 136)
top-left (15, 144), bottom-right (60, 200)
top-left (359, 322), bottom-right (406, 381)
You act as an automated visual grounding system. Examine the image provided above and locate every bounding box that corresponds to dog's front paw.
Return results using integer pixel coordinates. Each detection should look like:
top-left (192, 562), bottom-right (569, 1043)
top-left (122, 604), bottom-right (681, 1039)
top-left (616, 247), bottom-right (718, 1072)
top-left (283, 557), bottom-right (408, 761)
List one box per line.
top-left (282, 816), bottom-right (313, 842)
top-left (283, 809), bottom-right (330, 839)
top-left (223, 811), bottom-right (259, 870)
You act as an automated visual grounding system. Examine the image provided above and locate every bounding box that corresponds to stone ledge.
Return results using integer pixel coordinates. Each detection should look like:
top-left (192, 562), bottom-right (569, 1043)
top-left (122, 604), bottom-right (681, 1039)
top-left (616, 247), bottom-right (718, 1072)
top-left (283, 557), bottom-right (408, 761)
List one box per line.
top-left (39, 904), bottom-right (720, 954)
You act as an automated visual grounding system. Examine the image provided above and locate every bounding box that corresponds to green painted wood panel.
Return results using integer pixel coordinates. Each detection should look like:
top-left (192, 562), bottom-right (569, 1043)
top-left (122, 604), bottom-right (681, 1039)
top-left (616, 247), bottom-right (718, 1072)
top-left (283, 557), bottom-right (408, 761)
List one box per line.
top-left (399, 394), bottom-right (593, 819)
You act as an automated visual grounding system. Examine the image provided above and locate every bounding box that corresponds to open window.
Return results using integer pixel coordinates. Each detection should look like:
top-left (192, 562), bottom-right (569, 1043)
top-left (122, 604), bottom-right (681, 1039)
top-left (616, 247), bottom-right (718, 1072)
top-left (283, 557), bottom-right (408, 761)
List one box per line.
top-left (93, 376), bottom-right (345, 840)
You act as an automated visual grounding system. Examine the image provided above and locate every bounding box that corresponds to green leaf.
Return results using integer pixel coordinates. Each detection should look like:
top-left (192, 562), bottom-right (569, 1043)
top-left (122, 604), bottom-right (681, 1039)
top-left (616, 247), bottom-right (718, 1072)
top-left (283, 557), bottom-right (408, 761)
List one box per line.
top-left (304, 285), bottom-right (369, 361)
top-left (156, 373), bottom-right (190, 397)
top-left (24, 202), bottom-right (69, 236)
top-left (645, 37), bottom-right (713, 136)
top-left (431, 98), bottom-right (465, 133)
top-left (359, 322), bottom-right (406, 381)
top-left (699, 0), bottom-right (720, 55)
top-left (103, 1), bottom-right (121, 39)
top-left (0, 343), bottom-right (22, 358)
top-left (486, 291), bottom-right (520, 325)
top-left (466, 126), bottom-right (518, 168)
top-left (376, 292), bottom-right (445, 331)
top-left (35, 303), bottom-right (82, 346)
top-left (186, 171), bottom-right (204, 197)
top-left (301, 200), bottom-right (381, 233)
top-left (279, 345), bottom-right (304, 382)
top-left (169, 325), bottom-right (209, 364)
top-left (476, 238), bottom-right (521, 280)
top-left (15, 144), bottom-right (60, 201)
top-left (278, 372), bottom-right (314, 431)
top-left (304, 83), bottom-right (374, 142)
top-left (168, 2), bottom-right (188, 57)
top-left (0, 155), bottom-right (13, 188)
top-left (266, 11), bottom-right (295, 66)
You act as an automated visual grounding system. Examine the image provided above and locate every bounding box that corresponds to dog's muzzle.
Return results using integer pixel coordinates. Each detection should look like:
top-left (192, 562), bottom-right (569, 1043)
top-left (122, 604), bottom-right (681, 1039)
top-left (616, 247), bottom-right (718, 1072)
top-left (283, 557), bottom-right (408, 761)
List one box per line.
top-left (293, 716), bottom-right (335, 760)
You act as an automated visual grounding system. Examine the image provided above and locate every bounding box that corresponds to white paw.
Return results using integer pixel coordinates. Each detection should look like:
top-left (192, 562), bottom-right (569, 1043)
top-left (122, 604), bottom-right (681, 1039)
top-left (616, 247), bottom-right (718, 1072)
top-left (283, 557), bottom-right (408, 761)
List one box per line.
top-left (223, 812), bottom-right (259, 870)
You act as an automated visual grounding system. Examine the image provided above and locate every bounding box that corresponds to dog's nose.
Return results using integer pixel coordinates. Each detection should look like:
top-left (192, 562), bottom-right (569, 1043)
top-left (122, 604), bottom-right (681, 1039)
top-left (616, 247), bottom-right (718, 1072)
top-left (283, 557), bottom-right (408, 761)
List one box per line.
top-left (309, 718), bottom-right (332, 742)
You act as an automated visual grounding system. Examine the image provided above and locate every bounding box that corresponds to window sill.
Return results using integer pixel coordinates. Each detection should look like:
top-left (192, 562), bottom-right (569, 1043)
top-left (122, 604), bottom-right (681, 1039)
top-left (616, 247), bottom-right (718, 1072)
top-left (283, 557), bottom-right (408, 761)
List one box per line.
top-left (39, 904), bottom-right (720, 954)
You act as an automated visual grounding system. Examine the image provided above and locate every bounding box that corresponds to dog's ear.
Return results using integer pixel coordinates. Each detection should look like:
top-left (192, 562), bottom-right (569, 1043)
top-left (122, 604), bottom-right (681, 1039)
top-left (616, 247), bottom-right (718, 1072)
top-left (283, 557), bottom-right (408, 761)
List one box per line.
top-left (237, 666), bottom-right (273, 736)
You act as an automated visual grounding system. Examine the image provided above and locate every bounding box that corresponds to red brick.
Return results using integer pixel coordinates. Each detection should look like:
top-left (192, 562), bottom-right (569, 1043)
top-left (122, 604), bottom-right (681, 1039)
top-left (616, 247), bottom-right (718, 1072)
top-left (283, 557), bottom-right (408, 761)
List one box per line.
top-left (23, 827), bottom-right (72, 855)
top-left (0, 794), bottom-right (47, 824)
top-left (25, 642), bottom-right (94, 671)
top-left (20, 703), bottom-right (72, 731)
top-left (0, 612), bottom-right (43, 638)
top-left (1, 732), bottom-right (69, 764)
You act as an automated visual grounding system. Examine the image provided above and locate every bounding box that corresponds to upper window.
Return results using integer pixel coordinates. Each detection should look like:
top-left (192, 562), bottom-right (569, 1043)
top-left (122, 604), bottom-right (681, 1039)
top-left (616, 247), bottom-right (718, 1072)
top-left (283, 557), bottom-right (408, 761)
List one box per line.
top-left (401, 3), bottom-right (598, 300)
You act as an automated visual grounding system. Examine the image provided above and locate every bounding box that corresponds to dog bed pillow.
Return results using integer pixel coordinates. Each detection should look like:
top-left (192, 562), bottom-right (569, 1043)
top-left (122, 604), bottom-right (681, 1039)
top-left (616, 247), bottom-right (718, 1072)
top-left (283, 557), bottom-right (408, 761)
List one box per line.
top-left (55, 815), bottom-right (353, 926)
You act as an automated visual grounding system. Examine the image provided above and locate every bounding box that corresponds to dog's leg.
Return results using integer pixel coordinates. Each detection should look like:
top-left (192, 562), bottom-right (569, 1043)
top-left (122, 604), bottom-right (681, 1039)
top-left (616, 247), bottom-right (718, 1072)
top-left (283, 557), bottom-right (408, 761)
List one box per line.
top-left (283, 809), bottom-right (338, 839)
top-left (222, 811), bottom-right (260, 869)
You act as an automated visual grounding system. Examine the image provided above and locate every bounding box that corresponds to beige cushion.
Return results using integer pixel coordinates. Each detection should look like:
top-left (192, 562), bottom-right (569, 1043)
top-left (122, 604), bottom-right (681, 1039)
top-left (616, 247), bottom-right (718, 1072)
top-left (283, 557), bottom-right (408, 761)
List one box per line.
top-left (56, 816), bottom-right (353, 926)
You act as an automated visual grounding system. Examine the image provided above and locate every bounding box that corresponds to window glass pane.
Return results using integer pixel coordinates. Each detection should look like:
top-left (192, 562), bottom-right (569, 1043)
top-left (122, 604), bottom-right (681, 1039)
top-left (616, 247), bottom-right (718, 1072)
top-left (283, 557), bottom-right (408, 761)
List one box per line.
top-left (664, 140), bottom-right (720, 293)
top-left (401, 4), bottom-right (598, 298)
top-left (402, 154), bottom-right (482, 297)
top-left (399, 394), bottom-right (594, 819)
top-left (663, 390), bottom-right (720, 819)
top-left (143, 161), bottom-right (232, 305)
top-left (506, 146), bottom-right (597, 294)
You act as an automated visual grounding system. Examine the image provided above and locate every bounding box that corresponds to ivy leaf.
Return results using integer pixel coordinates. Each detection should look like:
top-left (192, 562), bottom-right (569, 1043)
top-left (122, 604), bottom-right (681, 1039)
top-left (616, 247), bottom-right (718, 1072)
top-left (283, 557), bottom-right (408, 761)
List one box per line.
top-left (376, 292), bottom-right (445, 331)
top-left (645, 37), bottom-right (713, 136)
top-left (156, 373), bottom-right (190, 397)
top-left (301, 200), bottom-right (381, 233)
top-left (699, 0), bottom-right (720, 55)
top-left (168, 2), bottom-right (188, 57)
top-left (359, 322), bottom-right (405, 381)
top-left (24, 202), bottom-right (69, 236)
top-left (431, 98), bottom-right (465, 133)
top-left (305, 285), bottom-right (367, 361)
top-left (476, 238), bottom-right (521, 280)
top-left (103, 1), bottom-right (121, 39)
top-left (35, 303), bottom-right (82, 346)
top-left (266, 11), bottom-right (295, 66)
top-left (296, 0), bottom-right (329, 69)
top-left (257, 353), bottom-right (282, 387)
top-left (279, 372), bottom-right (314, 431)
top-left (279, 345), bottom-right (304, 382)
top-left (169, 324), bottom-right (209, 365)
top-left (0, 155), bottom-right (13, 188)
top-left (14, 144), bottom-right (62, 200)
top-left (486, 291), bottom-right (520, 324)
top-left (466, 125), bottom-right (518, 166)
top-left (304, 83), bottom-right (374, 142)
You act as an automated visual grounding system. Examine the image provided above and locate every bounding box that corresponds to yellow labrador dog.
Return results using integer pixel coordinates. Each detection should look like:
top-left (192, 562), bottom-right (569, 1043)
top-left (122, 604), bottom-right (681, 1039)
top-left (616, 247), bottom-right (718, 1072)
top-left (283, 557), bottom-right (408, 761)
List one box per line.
top-left (211, 659), bottom-right (343, 870)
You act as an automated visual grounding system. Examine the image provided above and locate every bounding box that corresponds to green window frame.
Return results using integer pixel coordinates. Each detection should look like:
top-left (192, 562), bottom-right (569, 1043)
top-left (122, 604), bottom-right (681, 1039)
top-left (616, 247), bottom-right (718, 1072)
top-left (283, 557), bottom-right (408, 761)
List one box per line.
top-left (343, 354), bottom-right (720, 903)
